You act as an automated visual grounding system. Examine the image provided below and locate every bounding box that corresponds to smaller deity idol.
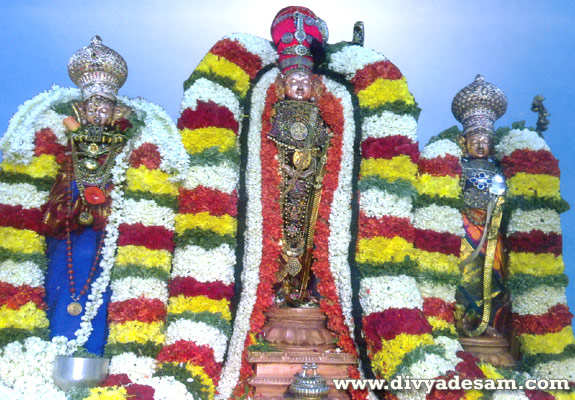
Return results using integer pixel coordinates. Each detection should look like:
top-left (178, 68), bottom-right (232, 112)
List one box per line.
top-left (452, 76), bottom-right (514, 365)
top-left (42, 36), bottom-right (133, 353)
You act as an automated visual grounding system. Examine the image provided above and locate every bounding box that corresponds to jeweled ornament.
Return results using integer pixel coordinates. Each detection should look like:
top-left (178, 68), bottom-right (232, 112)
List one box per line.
top-left (84, 186), bottom-right (106, 205)
top-left (84, 158), bottom-right (99, 171)
top-left (67, 301), bottom-right (83, 316)
top-left (77, 211), bottom-right (94, 226)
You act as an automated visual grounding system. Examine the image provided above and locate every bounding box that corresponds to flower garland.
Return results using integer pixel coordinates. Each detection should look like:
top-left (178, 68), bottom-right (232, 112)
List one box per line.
top-left (0, 86), bottom-right (190, 398)
top-left (163, 33), bottom-right (277, 400)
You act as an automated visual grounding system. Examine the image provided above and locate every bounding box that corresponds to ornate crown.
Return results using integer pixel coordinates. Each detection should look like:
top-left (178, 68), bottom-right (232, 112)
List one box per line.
top-left (452, 74), bottom-right (507, 135)
top-left (68, 36), bottom-right (128, 101)
top-left (271, 6), bottom-right (328, 73)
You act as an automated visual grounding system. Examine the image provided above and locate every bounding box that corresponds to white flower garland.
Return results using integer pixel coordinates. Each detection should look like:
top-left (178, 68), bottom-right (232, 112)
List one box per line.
top-left (110, 276), bottom-right (169, 304)
top-left (492, 391), bottom-right (530, 400)
top-left (359, 276), bottom-right (423, 315)
top-left (329, 45), bottom-right (387, 79)
top-left (183, 163), bottom-right (238, 193)
top-left (404, 352), bottom-right (452, 380)
top-left (216, 67), bottom-right (278, 400)
top-left (362, 111), bottom-right (418, 142)
top-left (0, 182), bottom-right (49, 209)
top-left (0, 260), bottom-right (44, 288)
top-left (507, 208), bottom-right (562, 235)
top-left (531, 358), bottom-right (575, 381)
top-left (181, 77), bottom-right (241, 120)
top-left (225, 33), bottom-right (278, 66)
top-left (512, 285), bottom-right (567, 316)
top-left (108, 353), bottom-right (156, 381)
top-left (172, 244), bottom-right (236, 284)
top-left (495, 128), bottom-right (550, 158)
top-left (1, 85), bottom-right (77, 164)
top-left (416, 281), bottom-right (456, 303)
top-left (136, 376), bottom-right (195, 400)
top-left (419, 139), bottom-right (462, 160)
top-left (122, 198), bottom-right (176, 230)
top-left (412, 204), bottom-right (465, 236)
top-left (360, 188), bottom-right (413, 219)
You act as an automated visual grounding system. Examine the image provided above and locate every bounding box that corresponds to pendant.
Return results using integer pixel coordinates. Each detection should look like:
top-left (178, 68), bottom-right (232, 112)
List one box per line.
top-left (290, 122), bottom-right (308, 141)
top-left (77, 211), bottom-right (94, 226)
top-left (84, 186), bottom-right (106, 205)
top-left (67, 301), bottom-right (83, 316)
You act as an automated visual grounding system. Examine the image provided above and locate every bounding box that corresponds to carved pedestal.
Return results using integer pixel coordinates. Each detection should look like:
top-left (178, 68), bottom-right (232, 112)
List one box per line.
top-left (459, 335), bottom-right (515, 367)
top-left (249, 307), bottom-right (357, 399)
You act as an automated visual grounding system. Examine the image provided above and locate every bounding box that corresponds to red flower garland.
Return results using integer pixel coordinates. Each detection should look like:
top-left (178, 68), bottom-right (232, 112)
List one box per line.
top-left (34, 128), bottom-right (68, 164)
top-left (0, 204), bottom-right (45, 234)
top-left (107, 297), bottom-right (166, 324)
top-left (423, 298), bottom-right (455, 323)
top-left (117, 223), bottom-right (174, 252)
top-left (501, 149), bottom-right (560, 178)
top-left (507, 231), bottom-right (562, 256)
top-left (210, 39), bottom-right (263, 80)
top-left (178, 186), bottom-right (238, 217)
top-left (363, 309), bottom-right (432, 352)
top-left (414, 229), bottom-right (460, 256)
top-left (358, 214), bottom-right (416, 243)
top-left (0, 282), bottom-right (44, 310)
top-left (418, 155), bottom-right (461, 178)
top-left (178, 100), bottom-right (239, 133)
top-left (513, 304), bottom-right (573, 335)
top-left (168, 277), bottom-right (234, 301)
top-left (129, 143), bottom-right (162, 170)
top-left (454, 351), bottom-right (485, 380)
top-left (157, 340), bottom-right (222, 384)
top-left (361, 135), bottom-right (419, 163)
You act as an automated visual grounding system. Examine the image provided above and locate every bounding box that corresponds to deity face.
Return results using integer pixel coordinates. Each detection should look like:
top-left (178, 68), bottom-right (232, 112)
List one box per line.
top-left (84, 96), bottom-right (115, 126)
top-left (283, 69), bottom-right (313, 101)
top-left (465, 130), bottom-right (492, 159)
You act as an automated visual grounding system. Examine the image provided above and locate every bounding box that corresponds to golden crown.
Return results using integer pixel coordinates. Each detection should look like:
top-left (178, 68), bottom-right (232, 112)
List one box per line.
top-left (68, 36), bottom-right (128, 101)
top-left (452, 74), bottom-right (507, 134)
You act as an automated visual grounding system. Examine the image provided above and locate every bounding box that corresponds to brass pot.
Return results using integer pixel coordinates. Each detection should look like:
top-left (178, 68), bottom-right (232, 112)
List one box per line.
top-left (288, 363), bottom-right (329, 399)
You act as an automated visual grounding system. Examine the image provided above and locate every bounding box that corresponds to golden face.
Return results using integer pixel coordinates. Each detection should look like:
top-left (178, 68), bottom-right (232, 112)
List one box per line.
top-left (84, 96), bottom-right (115, 126)
top-left (283, 69), bottom-right (313, 101)
top-left (465, 131), bottom-right (492, 159)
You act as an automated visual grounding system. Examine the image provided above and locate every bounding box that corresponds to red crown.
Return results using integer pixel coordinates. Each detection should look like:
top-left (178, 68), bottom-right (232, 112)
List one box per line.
top-left (271, 6), bottom-right (328, 73)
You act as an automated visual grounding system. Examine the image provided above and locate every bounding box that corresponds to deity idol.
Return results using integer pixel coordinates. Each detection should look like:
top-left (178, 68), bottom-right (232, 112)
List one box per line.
top-left (451, 75), bottom-right (515, 366)
top-left (0, 37), bottom-right (190, 396)
top-left (169, 6), bottom-right (447, 399)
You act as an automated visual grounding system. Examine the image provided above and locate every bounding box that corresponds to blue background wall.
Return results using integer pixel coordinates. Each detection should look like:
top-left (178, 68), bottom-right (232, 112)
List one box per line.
top-left (1, 0), bottom-right (574, 313)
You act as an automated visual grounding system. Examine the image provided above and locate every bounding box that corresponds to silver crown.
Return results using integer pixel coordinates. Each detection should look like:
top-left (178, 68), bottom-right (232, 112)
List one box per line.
top-left (68, 36), bottom-right (128, 100)
top-left (452, 74), bottom-right (507, 134)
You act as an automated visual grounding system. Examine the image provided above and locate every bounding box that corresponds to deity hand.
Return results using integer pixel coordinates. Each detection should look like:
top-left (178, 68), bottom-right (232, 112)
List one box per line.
top-left (63, 116), bottom-right (81, 132)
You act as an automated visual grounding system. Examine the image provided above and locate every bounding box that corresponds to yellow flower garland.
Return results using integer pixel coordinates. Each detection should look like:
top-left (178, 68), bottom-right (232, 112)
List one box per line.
top-left (0, 154), bottom-right (59, 179)
top-left (115, 245), bottom-right (172, 273)
top-left (0, 302), bottom-right (49, 330)
top-left (507, 173), bottom-right (560, 199)
top-left (356, 236), bottom-right (413, 265)
top-left (427, 316), bottom-right (457, 335)
top-left (478, 363), bottom-right (504, 380)
top-left (0, 226), bottom-right (45, 254)
top-left (175, 211), bottom-right (236, 236)
top-left (357, 77), bottom-right (415, 109)
top-left (185, 363), bottom-right (216, 399)
top-left (108, 320), bottom-right (165, 344)
top-left (196, 53), bottom-right (250, 97)
top-left (415, 174), bottom-right (461, 199)
top-left (360, 155), bottom-right (418, 183)
top-left (167, 295), bottom-right (231, 321)
top-left (181, 127), bottom-right (237, 154)
top-left (126, 166), bottom-right (179, 196)
top-left (372, 333), bottom-right (434, 380)
top-left (411, 248), bottom-right (460, 275)
top-left (519, 326), bottom-right (575, 356)
top-left (85, 386), bottom-right (128, 400)
top-left (507, 252), bottom-right (564, 277)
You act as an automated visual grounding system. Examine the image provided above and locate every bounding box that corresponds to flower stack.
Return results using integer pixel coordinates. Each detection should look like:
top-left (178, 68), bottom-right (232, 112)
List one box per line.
top-left (495, 124), bottom-right (575, 388)
top-left (162, 33), bottom-right (277, 399)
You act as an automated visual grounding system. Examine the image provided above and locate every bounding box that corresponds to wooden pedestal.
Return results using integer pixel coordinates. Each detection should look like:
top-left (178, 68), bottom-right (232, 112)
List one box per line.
top-left (248, 307), bottom-right (357, 399)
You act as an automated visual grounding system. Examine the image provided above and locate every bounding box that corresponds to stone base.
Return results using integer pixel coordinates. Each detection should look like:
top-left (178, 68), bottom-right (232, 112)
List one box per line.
top-left (248, 351), bottom-right (355, 399)
top-left (459, 335), bottom-right (515, 367)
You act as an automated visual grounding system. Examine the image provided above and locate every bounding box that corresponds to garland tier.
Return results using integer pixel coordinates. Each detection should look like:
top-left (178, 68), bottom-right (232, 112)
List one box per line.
top-left (0, 86), bottom-right (207, 399)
